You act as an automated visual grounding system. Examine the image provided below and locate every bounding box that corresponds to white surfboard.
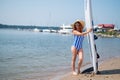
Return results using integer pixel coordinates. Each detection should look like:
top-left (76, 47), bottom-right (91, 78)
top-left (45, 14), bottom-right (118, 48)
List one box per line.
top-left (84, 0), bottom-right (98, 73)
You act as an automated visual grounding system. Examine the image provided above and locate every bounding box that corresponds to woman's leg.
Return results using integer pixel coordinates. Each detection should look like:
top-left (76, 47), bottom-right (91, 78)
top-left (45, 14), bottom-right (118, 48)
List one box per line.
top-left (71, 46), bottom-right (78, 73)
top-left (78, 48), bottom-right (84, 73)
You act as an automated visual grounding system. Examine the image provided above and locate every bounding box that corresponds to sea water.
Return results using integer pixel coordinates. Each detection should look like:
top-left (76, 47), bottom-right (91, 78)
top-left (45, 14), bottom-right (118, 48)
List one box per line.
top-left (0, 29), bottom-right (120, 80)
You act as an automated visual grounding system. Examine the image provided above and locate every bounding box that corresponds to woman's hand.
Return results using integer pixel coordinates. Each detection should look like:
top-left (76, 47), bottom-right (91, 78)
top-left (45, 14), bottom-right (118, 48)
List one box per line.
top-left (87, 28), bottom-right (93, 33)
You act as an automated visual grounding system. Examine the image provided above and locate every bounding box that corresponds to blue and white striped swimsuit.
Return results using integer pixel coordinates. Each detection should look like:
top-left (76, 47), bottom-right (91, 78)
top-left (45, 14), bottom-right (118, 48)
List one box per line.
top-left (73, 35), bottom-right (84, 51)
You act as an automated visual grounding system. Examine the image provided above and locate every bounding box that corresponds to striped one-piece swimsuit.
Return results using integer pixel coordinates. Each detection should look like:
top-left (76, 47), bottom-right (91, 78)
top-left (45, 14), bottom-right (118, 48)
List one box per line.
top-left (73, 35), bottom-right (84, 51)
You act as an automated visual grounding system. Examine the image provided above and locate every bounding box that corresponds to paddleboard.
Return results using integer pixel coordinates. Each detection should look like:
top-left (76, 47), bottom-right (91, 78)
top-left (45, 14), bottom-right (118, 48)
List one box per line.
top-left (84, 0), bottom-right (98, 73)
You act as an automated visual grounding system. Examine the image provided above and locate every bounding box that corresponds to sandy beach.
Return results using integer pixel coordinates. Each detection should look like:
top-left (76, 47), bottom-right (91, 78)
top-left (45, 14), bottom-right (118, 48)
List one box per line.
top-left (60, 57), bottom-right (120, 80)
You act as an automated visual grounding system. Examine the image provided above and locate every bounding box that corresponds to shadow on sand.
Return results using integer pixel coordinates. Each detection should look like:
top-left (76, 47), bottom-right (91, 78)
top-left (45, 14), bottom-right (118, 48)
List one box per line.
top-left (100, 69), bottom-right (120, 75)
top-left (82, 67), bottom-right (120, 75)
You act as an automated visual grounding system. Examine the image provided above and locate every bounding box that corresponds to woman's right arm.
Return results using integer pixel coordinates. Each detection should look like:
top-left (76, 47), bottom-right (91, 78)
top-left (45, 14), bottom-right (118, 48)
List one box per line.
top-left (72, 28), bottom-right (92, 36)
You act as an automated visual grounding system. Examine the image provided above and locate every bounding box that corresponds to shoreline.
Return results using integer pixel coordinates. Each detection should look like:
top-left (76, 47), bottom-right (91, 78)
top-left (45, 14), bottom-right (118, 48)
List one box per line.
top-left (95, 33), bottom-right (120, 38)
top-left (51, 56), bottom-right (120, 80)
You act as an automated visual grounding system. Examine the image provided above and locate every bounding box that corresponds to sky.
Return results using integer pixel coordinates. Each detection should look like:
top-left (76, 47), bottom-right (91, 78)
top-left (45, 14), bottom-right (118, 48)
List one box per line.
top-left (0, 0), bottom-right (120, 28)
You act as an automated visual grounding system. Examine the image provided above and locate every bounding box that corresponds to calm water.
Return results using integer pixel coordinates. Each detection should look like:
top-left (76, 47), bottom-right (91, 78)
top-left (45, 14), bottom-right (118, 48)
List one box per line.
top-left (0, 29), bottom-right (120, 80)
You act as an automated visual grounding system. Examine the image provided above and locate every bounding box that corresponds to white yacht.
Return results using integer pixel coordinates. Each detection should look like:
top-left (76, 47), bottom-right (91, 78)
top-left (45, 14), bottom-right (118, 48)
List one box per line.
top-left (33, 28), bottom-right (40, 32)
top-left (58, 24), bottom-right (72, 34)
top-left (50, 30), bottom-right (57, 33)
top-left (42, 29), bottom-right (51, 32)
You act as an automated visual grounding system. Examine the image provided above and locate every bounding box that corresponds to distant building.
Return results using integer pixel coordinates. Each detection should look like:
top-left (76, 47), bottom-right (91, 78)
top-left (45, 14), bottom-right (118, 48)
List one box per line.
top-left (98, 24), bottom-right (114, 29)
top-left (95, 24), bottom-right (115, 32)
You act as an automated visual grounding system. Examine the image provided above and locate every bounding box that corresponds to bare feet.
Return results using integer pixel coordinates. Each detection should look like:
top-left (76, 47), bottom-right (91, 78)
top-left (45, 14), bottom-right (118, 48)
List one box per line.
top-left (78, 70), bottom-right (81, 74)
top-left (72, 71), bottom-right (78, 76)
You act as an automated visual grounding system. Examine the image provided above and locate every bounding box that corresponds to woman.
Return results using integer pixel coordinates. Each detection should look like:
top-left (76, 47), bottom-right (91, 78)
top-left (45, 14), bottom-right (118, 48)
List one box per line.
top-left (71, 20), bottom-right (92, 75)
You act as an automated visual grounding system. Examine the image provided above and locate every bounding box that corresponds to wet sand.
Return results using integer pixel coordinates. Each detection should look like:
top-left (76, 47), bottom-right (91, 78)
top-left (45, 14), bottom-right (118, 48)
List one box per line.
top-left (60, 57), bottom-right (120, 80)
